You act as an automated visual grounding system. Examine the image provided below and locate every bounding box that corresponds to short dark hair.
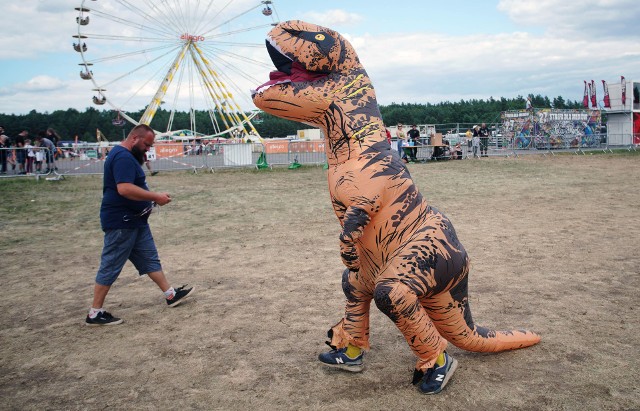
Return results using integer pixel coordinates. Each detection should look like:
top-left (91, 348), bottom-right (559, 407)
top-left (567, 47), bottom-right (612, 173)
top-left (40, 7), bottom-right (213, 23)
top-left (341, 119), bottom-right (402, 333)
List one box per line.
top-left (129, 124), bottom-right (155, 138)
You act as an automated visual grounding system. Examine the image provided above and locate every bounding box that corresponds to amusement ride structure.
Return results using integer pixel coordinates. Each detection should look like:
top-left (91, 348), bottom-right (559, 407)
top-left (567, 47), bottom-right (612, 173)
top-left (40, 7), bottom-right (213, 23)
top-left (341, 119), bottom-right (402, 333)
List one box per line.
top-left (73, 0), bottom-right (279, 139)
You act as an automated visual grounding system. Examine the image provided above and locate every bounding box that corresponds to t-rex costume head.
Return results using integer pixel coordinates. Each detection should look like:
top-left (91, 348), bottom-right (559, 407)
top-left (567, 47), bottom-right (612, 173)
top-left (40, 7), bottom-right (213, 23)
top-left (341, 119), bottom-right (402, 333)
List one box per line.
top-left (252, 20), bottom-right (388, 165)
top-left (253, 21), bottom-right (540, 377)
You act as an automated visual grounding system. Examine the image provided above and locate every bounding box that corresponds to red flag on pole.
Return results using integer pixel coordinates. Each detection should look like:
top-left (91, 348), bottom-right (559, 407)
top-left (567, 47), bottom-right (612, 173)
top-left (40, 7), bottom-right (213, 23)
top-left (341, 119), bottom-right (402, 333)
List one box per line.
top-left (621, 76), bottom-right (626, 106)
top-left (590, 80), bottom-right (597, 108)
top-left (583, 81), bottom-right (589, 108)
top-left (602, 80), bottom-right (611, 108)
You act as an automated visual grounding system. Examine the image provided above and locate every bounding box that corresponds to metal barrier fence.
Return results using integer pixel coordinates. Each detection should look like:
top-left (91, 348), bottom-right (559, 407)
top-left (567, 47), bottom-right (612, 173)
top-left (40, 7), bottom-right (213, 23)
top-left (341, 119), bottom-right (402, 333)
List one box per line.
top-left (1, 136), bottom-right (637, 179)
top-left (465, 132), bottom-right (613, 158)
top-left (0, 147), bottom-right (56, 177)
top-left (0, 141), bottom-right (326, 178)
top-left (284, 141), bottom-right (327, 166)
top-left (506, 133), bottom-right (606, 151)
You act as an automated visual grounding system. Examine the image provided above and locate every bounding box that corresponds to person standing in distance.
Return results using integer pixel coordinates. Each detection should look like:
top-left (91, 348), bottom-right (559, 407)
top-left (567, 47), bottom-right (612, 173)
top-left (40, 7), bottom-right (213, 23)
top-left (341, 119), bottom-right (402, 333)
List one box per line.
top-left (395, 124), bottom-right (408, 162)
top-left (86, 124), bottom-right (194, 326)
top-left (0, 128), bottom-right (9, 174)
top-left (407, 124), bottom-right (421, 162)
top-left (478, 122), bottom-right (490, 157)
top-left (472, 125), bottom-right (481, 158)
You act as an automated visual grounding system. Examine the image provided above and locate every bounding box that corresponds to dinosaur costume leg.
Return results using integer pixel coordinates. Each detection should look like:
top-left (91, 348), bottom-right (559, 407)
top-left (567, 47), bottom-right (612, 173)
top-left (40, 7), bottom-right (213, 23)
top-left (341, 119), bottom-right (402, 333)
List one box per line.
top-left (328, 269), bottom-right (373, 351)
top-left (374, 276), bottom-right (448, 371)
top-left (338, 209), bottom-right (539, 371)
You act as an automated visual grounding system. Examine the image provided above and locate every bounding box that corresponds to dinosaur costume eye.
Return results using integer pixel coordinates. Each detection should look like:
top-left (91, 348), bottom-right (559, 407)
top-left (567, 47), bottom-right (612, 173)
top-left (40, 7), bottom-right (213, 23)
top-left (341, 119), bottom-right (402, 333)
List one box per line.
top-left (308, 31), bottom-right (334, 56)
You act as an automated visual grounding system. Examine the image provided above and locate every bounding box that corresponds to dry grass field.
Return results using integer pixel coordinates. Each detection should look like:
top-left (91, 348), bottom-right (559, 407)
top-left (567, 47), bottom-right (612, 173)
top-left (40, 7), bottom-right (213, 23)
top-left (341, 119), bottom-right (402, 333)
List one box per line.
top-left (1, 153), bottom-right (639, 410)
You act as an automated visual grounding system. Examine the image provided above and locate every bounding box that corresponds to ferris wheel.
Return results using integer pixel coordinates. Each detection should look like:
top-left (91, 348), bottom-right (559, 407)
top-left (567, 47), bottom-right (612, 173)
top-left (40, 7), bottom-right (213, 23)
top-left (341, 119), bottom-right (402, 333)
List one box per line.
top-left (73, 0), bottom-right (279, 138)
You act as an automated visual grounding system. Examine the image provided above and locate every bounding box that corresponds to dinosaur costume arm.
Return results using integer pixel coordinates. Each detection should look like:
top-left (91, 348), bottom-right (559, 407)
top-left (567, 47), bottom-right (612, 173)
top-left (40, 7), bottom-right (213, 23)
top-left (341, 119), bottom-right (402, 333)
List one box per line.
top-left (332, 166), bottom-right (384, 272)
top-left (339, 205), bottom-right (369, 271)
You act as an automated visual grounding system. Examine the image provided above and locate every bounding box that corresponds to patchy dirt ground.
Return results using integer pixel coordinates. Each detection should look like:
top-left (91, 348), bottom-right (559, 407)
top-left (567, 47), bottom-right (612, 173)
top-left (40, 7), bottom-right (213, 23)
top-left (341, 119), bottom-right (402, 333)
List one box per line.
top-left (1, 153), bottom-right (639, 410)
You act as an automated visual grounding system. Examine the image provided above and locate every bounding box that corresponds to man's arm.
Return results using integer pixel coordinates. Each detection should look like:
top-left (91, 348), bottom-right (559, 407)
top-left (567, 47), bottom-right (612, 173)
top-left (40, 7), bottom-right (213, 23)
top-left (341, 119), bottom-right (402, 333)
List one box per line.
top-left (117, 183), bottom-right (172, 205)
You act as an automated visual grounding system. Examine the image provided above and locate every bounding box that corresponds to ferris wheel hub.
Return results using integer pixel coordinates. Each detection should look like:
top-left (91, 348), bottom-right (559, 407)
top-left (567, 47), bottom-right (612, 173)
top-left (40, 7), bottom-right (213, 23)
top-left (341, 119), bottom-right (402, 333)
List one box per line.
top-left (180, 34), bottom-right (205, 42)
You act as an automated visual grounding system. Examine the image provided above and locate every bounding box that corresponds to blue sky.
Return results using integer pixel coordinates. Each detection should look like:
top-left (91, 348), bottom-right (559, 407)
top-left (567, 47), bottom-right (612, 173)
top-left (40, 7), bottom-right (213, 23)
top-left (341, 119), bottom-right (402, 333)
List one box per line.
top-left (0, 0), bottom-right (638, 115)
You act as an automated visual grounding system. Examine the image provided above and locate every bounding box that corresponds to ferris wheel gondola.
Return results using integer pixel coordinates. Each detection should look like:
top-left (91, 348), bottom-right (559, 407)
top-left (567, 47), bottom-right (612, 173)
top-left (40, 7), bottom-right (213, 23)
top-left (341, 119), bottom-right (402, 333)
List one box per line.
top-left (262, 1), bottom-right (274, 16)
top-left (74, 0), bottom-right (280, 138)
top-left (79, 63), bottom-right (93, 80)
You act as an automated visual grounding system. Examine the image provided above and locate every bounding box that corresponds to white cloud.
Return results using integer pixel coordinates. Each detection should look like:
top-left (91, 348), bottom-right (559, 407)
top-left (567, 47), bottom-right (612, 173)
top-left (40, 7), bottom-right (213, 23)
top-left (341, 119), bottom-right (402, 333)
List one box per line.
top-left (0, 75), bottom-right (66, 97)
top-left (301, 9), bottom-right (364, 28)
top-left (22, 75), bottom-right (66, 92)
top-left (498, 0), bottom-right (640, 38)
top-left (0, 3), bottom-right (76, 59)
top-left (353, 30), bottom-right (639, 105)
top-left (36, 0), bottom-right (74, 14)
top-left (0, 75), bottom-right (90, 115)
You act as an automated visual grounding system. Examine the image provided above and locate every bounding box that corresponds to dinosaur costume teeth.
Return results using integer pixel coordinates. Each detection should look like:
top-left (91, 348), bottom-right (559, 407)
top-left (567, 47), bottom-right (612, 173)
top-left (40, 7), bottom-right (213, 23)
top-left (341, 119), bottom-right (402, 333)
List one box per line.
top-left (252, 20), bottom-right (540, 373)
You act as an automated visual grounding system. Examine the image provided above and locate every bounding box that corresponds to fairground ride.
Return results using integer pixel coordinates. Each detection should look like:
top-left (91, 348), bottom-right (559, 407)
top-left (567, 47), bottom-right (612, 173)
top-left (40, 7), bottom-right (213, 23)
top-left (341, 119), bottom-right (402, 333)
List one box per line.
top-left (73, 0), bottom-right (279, 139)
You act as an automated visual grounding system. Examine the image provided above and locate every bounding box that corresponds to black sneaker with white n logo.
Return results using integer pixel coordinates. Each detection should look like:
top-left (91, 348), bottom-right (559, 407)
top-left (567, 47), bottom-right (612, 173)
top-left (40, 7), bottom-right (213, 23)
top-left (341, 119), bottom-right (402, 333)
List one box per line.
top-left (318, 347), bottom-right (364, 372)
top-left (412, 351), bottom-right (458, 394)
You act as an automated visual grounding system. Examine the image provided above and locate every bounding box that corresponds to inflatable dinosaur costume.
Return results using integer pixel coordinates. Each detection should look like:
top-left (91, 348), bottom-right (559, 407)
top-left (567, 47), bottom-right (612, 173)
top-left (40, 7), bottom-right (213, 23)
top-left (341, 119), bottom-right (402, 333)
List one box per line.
top-left (252, 20), bottom-right (540, 394)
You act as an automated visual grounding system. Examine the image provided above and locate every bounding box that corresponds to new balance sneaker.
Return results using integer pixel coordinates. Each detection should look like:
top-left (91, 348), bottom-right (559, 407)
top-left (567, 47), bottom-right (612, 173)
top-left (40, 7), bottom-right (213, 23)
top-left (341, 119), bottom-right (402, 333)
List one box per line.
top-left (412, 351), bottom-right (458, 394)
top-left (166, 285), bottom-right (195, 307)
top-left (85, 311), bottom-right (123, 326)
top-left (318, 347), bottom-right (364, 372)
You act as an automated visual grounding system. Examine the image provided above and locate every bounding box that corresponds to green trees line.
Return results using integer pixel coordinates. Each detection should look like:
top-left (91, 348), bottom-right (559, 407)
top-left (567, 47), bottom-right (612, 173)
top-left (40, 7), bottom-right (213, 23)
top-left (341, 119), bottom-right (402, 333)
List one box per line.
top-left (0, 94), bottom-right (583, 142)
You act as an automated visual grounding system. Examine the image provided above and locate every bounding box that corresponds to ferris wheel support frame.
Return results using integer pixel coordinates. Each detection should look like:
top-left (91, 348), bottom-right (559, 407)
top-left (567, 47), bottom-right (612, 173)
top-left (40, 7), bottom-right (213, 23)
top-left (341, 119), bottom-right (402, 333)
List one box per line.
top-left (139, 42), bottom-right (190, 125)
top-left (193, 44), bottom-right (262, 138)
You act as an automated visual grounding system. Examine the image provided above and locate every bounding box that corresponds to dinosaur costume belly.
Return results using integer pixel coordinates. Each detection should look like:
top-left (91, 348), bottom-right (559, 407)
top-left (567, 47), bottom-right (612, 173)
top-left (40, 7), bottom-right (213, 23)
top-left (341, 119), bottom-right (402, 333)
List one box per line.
top-left (252, 20), bottom-right (540, 372)
top-left (329, 158), bottom-right (468, 296)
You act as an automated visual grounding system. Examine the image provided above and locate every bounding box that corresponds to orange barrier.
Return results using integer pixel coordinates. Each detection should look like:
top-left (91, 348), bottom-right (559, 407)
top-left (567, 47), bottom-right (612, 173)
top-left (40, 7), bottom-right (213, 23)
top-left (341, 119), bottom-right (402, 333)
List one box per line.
top-left (154, 143), bottom-right (184, 158)
top-left (264, 140), bottom-right (326, 154)
top-left (289, 141), bottom-right (326, 153)
top-left (263, 140), bottom-right (289, 154)
top-left (154, 140), bottom-right (327, 157)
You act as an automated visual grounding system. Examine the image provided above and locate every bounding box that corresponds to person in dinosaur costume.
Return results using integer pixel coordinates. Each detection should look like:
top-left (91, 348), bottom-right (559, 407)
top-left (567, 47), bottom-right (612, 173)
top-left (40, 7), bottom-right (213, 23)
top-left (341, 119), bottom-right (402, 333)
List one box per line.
top-left (252, 20), bottom-right (541, 395)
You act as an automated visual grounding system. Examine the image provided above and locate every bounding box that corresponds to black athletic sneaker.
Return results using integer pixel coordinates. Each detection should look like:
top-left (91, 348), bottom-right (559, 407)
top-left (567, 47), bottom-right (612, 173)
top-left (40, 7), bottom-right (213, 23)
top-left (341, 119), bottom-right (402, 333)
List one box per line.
top-left (412, 351), bottom-right (458, 394)
top-left (166, 285), bottom-right (195, 307)
top-left (85, 311), bottom-right (123, 326)
top-left (318, 347), bottom-right (364, 372)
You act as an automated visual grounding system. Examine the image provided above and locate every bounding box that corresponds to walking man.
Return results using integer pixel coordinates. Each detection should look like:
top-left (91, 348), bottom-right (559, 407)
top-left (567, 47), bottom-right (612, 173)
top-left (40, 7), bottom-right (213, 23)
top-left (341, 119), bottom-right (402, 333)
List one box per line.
top-left (86, 124), bottom-right (194, 326)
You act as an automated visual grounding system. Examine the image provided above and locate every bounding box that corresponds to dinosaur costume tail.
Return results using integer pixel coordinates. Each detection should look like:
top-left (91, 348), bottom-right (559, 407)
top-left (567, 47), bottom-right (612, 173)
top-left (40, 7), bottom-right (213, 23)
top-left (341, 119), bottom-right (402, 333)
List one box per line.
top-left (422, 276), bottom-right (541, 353)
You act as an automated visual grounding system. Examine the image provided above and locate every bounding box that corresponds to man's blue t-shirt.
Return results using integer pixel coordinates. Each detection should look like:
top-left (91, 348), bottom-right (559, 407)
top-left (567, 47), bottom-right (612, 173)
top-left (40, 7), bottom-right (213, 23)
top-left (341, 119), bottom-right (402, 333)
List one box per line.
top-left (100, 145), bottom-right (153, 230)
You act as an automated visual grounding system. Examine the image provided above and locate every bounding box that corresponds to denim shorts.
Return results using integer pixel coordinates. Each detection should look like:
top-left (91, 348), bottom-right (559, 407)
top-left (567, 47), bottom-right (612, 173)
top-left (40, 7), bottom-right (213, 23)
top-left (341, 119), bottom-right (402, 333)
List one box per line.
top-left (95, 225), bottom-right (162, 286)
